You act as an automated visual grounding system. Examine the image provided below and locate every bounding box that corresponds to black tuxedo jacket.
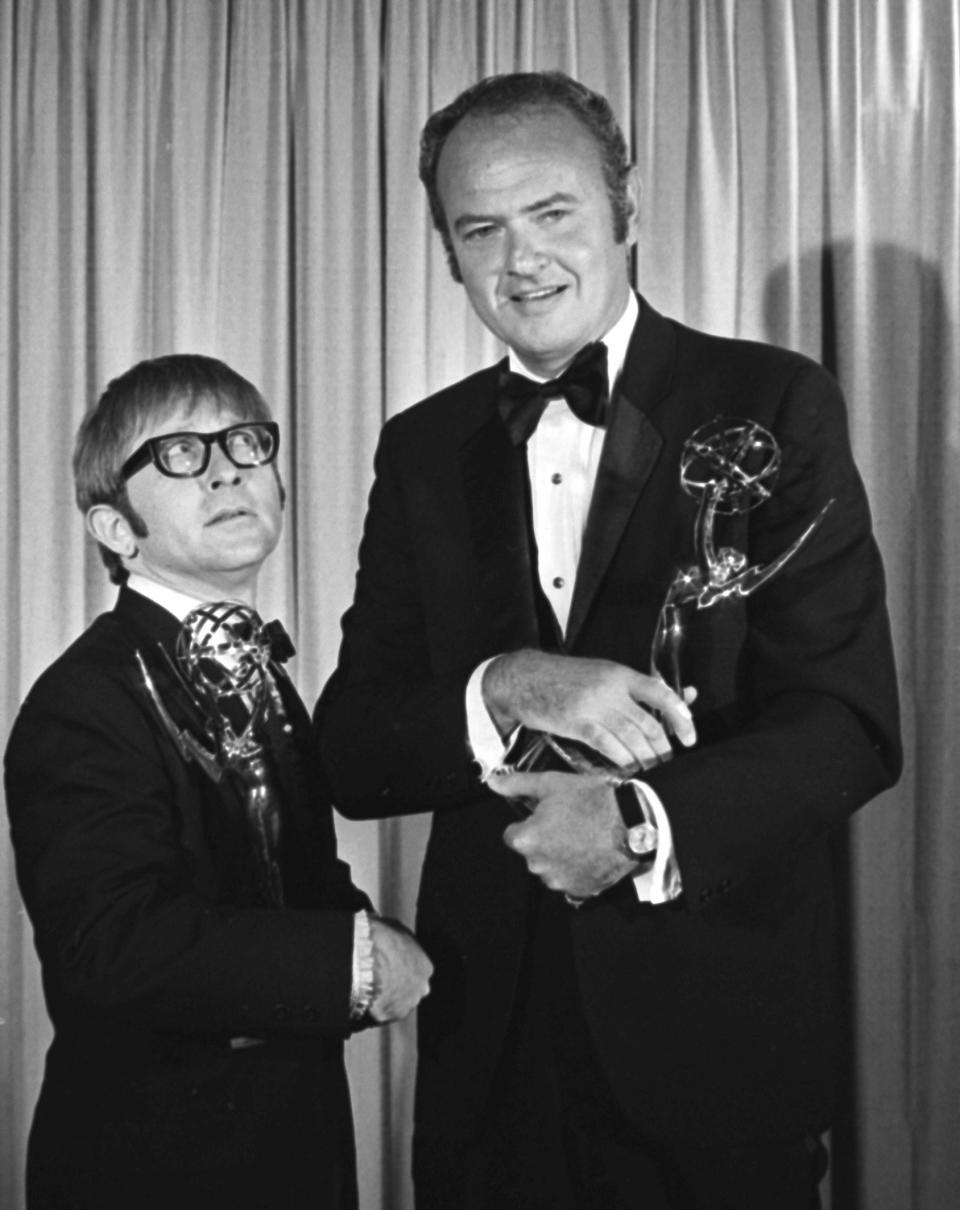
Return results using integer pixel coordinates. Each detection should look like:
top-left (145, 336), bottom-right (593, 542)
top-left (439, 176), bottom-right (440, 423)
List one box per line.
top-left (318, 297), bottom-right (901, 1162)
top-left (5, 587), bottom-right (368, 1210)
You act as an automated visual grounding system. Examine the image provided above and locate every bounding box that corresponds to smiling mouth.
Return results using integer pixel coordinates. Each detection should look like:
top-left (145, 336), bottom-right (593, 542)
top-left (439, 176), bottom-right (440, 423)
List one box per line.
top-left (508, 284), bottom-right (567, 304)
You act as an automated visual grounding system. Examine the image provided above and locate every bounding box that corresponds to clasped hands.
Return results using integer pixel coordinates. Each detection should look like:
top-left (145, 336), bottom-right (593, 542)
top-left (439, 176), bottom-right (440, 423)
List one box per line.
top-left (482, 649), bottom-right (696, 901)
top-left (367, 916), bottom-right (433, 1023)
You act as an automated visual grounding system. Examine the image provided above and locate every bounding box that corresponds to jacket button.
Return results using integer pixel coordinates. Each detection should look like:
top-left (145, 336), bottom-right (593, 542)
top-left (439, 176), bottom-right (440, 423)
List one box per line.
top-left (272, 1004), bottom-right (291, 1023)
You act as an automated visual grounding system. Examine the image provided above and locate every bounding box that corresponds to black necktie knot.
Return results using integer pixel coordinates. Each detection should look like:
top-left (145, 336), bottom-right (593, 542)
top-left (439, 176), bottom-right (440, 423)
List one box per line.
top-left (261, 618), bottom-right (296, 663)
top-left (497, 342), bottom-right (609, 445)
top-left (220, 610), bottom-right (295, 664)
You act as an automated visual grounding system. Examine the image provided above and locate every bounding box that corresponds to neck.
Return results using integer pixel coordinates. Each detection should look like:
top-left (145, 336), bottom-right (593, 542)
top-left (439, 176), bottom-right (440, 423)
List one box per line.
top-left (126, 568), bottom-right (260, 611)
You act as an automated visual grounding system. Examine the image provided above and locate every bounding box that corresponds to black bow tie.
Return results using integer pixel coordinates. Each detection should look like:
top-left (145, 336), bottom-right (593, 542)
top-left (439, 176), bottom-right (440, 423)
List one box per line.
top-left (497, 342), bottom-right (609, 445)
top-left (261, 618), bottom-right (296, 663)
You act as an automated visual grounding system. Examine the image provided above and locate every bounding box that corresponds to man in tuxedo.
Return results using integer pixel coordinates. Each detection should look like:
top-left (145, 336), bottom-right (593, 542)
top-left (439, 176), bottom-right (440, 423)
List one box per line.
top-left (317, 73), bottom-right (901, 1209)
top-left (4, 354), bottom-right (432, 1210)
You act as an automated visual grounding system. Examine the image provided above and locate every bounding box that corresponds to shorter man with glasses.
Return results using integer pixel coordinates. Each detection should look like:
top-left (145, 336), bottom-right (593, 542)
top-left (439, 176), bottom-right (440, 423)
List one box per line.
top-left (4, 354), bottom-right (432, 1210)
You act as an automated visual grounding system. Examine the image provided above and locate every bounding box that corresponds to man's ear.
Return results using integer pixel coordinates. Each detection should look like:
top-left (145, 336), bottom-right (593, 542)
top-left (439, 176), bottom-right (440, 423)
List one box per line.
top-left (86, 504), bottom-right (140, 560)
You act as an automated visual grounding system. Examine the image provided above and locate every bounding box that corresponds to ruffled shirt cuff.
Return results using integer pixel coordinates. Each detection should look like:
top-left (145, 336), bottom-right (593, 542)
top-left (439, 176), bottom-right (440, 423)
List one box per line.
top-left (465, 657), bottom-right (515, 776)
top-left (350, 909), bottom-right (377, 1020)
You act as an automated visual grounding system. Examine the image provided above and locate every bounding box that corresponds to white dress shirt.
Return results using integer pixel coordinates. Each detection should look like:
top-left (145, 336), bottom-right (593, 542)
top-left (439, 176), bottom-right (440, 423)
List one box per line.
top-left (126, 572), bottom-right (215, 621)
top-left (465, 295), bottom-right (682, 903)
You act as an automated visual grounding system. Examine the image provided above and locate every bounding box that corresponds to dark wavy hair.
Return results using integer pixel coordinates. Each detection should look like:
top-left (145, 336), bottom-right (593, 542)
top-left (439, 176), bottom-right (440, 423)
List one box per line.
top-left (74, 354), bottom-right (275, 584)
top-left (419, 71), bottom-right (633, 282)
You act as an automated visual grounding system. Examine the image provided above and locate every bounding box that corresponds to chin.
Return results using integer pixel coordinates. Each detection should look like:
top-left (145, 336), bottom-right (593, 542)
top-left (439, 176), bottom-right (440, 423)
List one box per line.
top-left (210, 544), bottom-right (275, 579)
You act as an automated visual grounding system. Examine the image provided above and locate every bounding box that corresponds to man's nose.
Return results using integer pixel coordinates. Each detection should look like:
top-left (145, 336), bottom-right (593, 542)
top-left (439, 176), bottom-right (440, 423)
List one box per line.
top-left (206, 444), bottom-right (243, 487)
top-left (505, 227), bottom-right (546, 275)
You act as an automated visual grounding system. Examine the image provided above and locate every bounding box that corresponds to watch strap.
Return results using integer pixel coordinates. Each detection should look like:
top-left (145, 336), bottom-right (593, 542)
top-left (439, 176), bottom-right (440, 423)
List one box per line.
top-left (614, 778), bottom-right (646, 828)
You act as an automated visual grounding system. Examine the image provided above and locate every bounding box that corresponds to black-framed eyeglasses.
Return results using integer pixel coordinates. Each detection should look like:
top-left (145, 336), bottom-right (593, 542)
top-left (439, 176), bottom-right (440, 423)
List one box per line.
top-left (120, 421), bottom-right (280, 481)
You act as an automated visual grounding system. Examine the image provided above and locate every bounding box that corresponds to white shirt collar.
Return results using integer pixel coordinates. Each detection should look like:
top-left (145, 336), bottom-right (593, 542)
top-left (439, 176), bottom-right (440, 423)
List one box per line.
top-left (126, 572), bottom-right (223, 623)
top-left (507, 291), bottom-right (639, 391)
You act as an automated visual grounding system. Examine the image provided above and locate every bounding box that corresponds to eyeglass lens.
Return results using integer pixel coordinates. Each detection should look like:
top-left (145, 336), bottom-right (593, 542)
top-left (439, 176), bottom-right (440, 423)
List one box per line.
top-left (156, 424), bottom-right (276, 476)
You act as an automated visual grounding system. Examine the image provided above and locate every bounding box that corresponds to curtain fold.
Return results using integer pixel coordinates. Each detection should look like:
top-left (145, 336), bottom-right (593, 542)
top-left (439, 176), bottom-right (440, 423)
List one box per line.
top-left (2, 3), bottom-right (957, 1208)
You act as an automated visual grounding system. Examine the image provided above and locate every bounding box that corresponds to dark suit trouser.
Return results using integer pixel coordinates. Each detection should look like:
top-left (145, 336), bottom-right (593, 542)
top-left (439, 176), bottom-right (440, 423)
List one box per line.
top-left (25, 1044), bottom-right (359, 1210)
top-left (431, 889), bottom-right (827, 1210)
top-left (27, 1164), bottom-right (358, 1210)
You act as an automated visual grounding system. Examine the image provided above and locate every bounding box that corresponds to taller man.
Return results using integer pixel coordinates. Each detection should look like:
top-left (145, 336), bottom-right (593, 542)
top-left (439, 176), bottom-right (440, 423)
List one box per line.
top-left (318, 73), bottom-right (901, 1209)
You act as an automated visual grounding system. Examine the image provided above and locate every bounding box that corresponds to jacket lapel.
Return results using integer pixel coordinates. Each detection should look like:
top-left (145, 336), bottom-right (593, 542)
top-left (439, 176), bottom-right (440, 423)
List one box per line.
top-left (455, 299), bottom-right (680, 653)
top-left (565, 297), bottom-right (679, 648)
top-left (458, 366), bottom-right (543, 652)
top-left (114, 583), bottom-right (183, 652)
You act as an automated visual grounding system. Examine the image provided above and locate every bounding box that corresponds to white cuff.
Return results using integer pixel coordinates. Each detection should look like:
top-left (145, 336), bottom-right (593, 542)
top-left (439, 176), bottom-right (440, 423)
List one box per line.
top-left (465, 657), bottom-right (514, 777)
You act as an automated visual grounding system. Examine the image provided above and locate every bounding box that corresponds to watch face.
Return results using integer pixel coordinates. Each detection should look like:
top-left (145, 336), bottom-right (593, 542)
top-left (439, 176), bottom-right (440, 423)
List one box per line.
top-left (626, 823), bottom-right (658, 857)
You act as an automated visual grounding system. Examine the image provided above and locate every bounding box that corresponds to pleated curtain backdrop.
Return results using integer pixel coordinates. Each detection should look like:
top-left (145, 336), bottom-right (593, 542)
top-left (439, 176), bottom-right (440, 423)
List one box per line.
top-left (1, 3), bottom-right (957, 1208)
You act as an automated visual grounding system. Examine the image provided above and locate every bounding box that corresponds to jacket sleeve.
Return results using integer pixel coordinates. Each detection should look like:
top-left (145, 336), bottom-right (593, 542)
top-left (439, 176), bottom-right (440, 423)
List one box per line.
top-left (642, 361), bottom-right (902, 906)
top-left (316, 417), bottom-right (493, 819)
top-left (5, 658), bottom-right (364, 1037)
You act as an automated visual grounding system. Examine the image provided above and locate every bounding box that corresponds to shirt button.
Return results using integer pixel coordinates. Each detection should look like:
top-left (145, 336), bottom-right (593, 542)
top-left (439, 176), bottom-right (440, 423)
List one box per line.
top-left (552, 576), bottom-right (565, 589)
top-left (551, 472), bottom-right (563, 484)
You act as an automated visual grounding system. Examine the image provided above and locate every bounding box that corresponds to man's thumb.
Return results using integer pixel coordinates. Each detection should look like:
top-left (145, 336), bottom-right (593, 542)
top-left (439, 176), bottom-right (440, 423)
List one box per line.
top-left (486, 767), bottom-right (523, 795)
top-left (485, 768), bottom-right (539, 809)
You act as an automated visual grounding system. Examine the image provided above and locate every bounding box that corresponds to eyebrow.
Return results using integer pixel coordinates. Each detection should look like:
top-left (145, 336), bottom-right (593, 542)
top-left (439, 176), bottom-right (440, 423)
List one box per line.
top-left (452, 191), bottom-right (579, 233)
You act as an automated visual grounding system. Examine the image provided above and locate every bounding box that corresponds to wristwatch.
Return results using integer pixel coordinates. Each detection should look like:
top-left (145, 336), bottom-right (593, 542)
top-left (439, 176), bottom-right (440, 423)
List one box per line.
top-left (614, 780), bottom-right (658, 863)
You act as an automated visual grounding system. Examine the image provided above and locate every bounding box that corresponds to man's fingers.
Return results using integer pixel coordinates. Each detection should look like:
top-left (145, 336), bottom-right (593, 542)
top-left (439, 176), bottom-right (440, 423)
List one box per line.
top-left (579, 702), bottom-right (682, 767)
top-left (626, 675), bottom-right (698, 748)
top-left (486, 768), bottom-right (536, 798)
top-left (368, 921), bottom-right (434, 1022)
top-left (502, 819), bottom-right (525, 852)
top-left (576, 721), bottom-right (663, 770)
top-left (661, 695), bottom-right (697, 747)
top-left (558, 671), bottom-right (697, 763)
top-left (503, 813), bottom-right (550, 861)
